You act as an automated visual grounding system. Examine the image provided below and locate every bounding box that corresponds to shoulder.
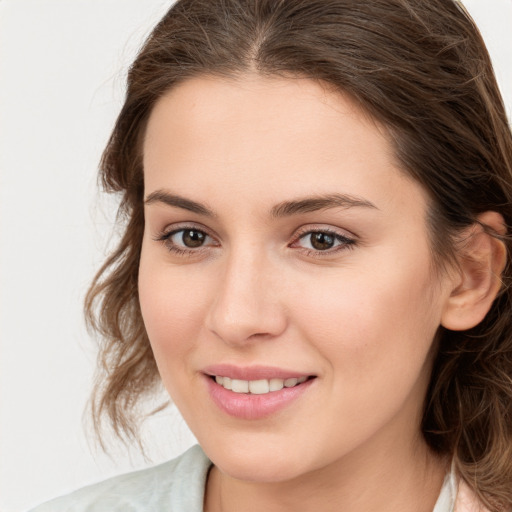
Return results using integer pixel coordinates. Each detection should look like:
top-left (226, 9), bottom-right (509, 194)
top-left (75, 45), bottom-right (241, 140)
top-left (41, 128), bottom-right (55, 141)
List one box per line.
top-left (28, 445), bottom-right (211, 512)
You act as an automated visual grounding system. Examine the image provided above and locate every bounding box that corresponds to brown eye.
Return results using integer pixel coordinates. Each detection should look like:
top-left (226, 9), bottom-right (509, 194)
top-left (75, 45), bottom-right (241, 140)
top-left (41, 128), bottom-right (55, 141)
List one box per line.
top-left (293, 229), bottom-right (355, 254)
top-left (156, 227), bottom-right (218, 255)
top-left (309, 232), bottom-right (335, 250)
top-left (181, 229), bottom-right (206, 248)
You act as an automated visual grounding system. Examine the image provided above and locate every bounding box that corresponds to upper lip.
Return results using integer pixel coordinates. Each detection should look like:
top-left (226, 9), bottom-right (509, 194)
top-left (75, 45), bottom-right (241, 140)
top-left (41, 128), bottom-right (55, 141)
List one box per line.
top-left (202, 364), bottom-right (314, 381)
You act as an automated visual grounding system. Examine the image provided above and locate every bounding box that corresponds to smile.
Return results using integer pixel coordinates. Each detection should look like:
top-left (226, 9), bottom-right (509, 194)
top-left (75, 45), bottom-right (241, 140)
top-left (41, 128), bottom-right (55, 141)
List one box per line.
top-left (213, 375), bottom-right (309, 394)
top-left (204, 368), bottom-right (316, 420)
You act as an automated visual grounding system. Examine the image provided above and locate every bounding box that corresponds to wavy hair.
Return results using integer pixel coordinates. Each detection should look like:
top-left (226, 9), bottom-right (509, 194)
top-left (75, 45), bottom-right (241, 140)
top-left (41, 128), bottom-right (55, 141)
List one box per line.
top-left (85, 0), bottom-right (512, 508)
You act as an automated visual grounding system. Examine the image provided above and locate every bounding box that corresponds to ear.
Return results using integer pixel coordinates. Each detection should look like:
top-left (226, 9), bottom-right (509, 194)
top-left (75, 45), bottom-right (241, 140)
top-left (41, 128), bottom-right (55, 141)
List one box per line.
top-left (441, 211), bottom-right (507, 331)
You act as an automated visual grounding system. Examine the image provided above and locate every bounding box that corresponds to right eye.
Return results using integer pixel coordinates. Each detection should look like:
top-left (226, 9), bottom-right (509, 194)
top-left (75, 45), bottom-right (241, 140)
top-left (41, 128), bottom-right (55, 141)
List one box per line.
top-left (155, 227), bottom-right (218, 254)
top-left (170, 228), bottom-right (208, 248)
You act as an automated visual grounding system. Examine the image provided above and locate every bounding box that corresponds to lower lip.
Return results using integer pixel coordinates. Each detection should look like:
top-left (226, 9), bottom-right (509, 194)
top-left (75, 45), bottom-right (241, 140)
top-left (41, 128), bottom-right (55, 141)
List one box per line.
top-left (205, 376), bottom-right (315, 420)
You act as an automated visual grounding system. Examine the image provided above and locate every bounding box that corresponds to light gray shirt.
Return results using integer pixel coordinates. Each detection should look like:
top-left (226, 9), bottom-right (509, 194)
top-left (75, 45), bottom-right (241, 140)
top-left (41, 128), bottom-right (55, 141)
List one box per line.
top-left (29, 444), bottom-right (457, 512)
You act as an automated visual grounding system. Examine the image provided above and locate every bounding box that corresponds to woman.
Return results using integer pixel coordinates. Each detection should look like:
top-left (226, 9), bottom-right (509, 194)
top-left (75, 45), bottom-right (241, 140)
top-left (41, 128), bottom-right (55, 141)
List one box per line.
top-left (31, 0), bottom-right (512, 510)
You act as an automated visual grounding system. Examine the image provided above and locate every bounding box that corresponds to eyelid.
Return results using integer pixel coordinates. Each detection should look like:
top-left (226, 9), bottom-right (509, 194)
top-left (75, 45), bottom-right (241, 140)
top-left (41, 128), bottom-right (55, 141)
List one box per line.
top-left (154, 221), bottom-right (218, 241)
top-left (153, 222), bottom-right (220, 255)
top-left (292, 223), bottom-right (357, 241)
top-left (289, 224), bottom-right (357, 255)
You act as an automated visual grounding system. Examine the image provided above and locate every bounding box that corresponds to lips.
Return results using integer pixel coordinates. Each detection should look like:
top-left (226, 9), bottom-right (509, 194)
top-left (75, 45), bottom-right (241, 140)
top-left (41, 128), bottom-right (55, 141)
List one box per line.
top-left (202, 365), bottom-right (316, 419)
top-left (213, 375), bottom-right (309, 394)
top-left (203, 364), bottom-right (312, 381)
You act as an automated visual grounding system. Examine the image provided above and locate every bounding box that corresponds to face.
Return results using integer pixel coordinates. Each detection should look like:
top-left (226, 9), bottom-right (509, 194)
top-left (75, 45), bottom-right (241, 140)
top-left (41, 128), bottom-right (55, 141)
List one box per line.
top-left (139, 75), bottom-right (454, 483)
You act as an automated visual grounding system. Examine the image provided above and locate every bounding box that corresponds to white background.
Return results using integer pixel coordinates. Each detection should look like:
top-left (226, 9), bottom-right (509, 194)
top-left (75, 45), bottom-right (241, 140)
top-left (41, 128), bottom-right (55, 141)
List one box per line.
top-left (0, 1), bottom-right (511, 511)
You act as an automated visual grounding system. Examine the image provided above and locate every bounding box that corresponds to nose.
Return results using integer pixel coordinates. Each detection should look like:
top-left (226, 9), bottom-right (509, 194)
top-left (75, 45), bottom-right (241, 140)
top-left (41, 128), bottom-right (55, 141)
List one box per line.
top-left (205, 247), bottom-right (287, 346)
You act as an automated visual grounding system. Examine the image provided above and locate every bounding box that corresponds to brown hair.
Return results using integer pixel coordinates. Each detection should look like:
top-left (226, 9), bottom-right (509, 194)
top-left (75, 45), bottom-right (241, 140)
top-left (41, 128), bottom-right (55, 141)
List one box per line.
top-left (85, 0), bottom-right (512, 508)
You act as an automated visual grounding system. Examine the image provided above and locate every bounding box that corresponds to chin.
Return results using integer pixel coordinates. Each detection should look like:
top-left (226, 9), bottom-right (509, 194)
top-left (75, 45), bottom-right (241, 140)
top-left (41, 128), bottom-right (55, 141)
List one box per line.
top-left (200, 434), bottom-right (325, 484)
top-left (214, 455), bottom-right (306, 483)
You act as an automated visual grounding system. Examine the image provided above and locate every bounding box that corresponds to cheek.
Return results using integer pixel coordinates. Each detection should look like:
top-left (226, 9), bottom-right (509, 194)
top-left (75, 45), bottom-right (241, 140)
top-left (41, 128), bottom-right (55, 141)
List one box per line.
top-left (139, 276), bottom-right (201, 342)
top-left (286, 267), bottom-right (441, 455)
top-left (290, 254), bottom-right (442, 393)
top-left (138, 248), bottom-right (210, 375)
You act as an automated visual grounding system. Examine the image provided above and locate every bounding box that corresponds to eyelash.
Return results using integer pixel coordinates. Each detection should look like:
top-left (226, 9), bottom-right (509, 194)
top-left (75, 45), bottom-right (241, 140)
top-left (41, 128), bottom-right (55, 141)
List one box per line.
top-left (291, 228), bottom-right (356, 257)
top-left (154, 225), bottom-right (356, 258)
top-left (154, 226), bottom-right (217, 257)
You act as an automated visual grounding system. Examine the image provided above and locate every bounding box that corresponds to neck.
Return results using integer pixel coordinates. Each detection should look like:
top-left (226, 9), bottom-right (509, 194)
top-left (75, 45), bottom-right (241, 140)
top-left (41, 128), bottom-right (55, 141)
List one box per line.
top-left (204, 435), bottom-right (448, 512)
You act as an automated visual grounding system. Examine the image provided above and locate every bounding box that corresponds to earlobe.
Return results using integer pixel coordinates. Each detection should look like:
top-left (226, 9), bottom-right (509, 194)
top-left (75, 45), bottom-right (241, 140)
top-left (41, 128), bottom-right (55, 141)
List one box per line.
top-left (441, 211), bottom-right (507, 332)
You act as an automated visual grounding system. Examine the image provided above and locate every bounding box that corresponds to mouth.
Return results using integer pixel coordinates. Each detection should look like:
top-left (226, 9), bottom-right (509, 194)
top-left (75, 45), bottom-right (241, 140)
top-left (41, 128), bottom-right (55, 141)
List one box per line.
top-left (202, 365), bottom-right (317, 419)
top-left (209, 375), bottom-right (314, 395)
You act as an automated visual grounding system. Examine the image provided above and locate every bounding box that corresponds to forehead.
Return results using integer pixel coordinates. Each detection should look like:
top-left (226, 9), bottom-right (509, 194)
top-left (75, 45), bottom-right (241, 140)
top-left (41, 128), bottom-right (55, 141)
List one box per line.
top-left (142, 74), bottom-right (426, 217)
top-left (147, 74), bottom-right (368, 129)
top-left (144, 74), bottom-right (380, 148)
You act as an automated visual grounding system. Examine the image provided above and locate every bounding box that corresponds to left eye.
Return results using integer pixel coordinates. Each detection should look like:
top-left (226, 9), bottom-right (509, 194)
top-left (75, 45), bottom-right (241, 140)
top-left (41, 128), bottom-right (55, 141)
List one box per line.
top-left (295, 231), bottom-right (354, 251)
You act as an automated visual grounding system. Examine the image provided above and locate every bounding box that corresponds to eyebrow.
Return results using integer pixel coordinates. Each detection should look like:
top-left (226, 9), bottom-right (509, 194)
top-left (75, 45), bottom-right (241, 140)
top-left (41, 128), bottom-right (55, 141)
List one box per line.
top-left (144, 190), bottom-right (377, 218)
top-left (144, 190), bottom-right (216, 217)
top-left (270, 193), bottom-right (378, 218)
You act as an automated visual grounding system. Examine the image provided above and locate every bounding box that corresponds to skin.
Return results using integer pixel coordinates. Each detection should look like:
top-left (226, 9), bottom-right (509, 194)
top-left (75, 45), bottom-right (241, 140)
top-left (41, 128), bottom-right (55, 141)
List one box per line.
top-left (139, 75), bottom-right (460, 512)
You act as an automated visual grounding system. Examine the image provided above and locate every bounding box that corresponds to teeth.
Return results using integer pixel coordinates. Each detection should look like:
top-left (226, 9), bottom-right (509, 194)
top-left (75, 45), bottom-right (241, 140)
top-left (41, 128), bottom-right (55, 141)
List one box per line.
top-left (249, 379), bottom-right (269, 394)
top-left (231, 379), bottom-right (249, 393)
top-left (269, 378), bottom-right (284, 391)
top-left (214, 375), bottom-right (309, 394)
